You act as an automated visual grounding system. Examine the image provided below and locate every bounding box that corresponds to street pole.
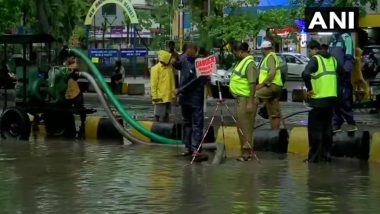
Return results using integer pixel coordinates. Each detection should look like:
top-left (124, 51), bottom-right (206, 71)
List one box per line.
top-left (86, 26), bottom-right (90, 55)
top-left (208, 0), bottom-right (211, 16)
top-left (170, 0), bottom-right (174, 40)
top-left (133, 24), bottom-right (137, 79)
top-left (179, 0), bottom-right (184, 52)
top-left (94, 16), bottom-right (97, 48)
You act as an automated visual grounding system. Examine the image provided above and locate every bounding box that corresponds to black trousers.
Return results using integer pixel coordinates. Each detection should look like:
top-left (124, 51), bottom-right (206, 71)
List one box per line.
top-left (333, 82), bottom-right (355, 128)
top-left (181, 104), bottom-right (204, 153)
top-left (308, 107), bottom-right (333, 162)
top-left (66, 93), bottom-right (85, 129)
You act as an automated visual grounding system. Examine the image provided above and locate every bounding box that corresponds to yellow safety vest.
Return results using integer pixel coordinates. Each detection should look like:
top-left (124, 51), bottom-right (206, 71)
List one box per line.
top-left (311, 55), bottom-right (338, 99)
top-left (259, 52), bottom-right (283, 87)
top-left (229, 55), bottom-right (254, 97)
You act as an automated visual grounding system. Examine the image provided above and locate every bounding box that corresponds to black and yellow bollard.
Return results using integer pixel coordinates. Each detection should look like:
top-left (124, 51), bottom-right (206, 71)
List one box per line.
top-left (121, 83), bottom-right (128, 94)
top-left (288, 127), bottom-right (371, 161)
top-left (127, 84), bottom-right (145, 95)
top-left (216, 126), bottom-right (288, 157)
top-left (331, 131), bottom-right (370, 160)
top-left (288, 127), bottom-right (309, 154)
top-left (151, 122), bottom-right (182, 140)
top-left (131, 121), bottom-right (214, 144)
top-left (254, 129), bottom-right (289, 153)
top-left (85, 116), bottom-right (123, 142)
top-left (370, 132), bottom-right (380, 162)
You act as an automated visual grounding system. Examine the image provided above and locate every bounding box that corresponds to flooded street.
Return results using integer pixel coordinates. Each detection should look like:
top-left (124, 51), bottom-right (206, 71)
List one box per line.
top-left (1, 140), bottom-right (380, 213)
top-left (1, 80), bottom-right (380, 213)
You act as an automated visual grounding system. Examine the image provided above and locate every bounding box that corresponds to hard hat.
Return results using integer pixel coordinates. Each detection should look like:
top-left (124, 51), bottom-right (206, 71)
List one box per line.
top-left (260, 41), bottom-right (272, 49)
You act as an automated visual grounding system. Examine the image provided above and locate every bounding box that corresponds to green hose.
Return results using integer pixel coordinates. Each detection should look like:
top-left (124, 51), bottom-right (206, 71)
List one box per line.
top-left (71, 48), bottom-right (182, 145)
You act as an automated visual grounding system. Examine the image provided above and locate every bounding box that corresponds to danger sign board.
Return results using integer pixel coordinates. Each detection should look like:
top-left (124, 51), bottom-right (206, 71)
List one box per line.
top-left (195, 55), bottom-right (217, 77)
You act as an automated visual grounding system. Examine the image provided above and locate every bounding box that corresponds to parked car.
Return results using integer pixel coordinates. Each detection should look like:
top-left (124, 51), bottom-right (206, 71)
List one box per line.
top-left (278, 52), bottom-right (309, 78)
top-left (362, 45), bottom-right (380, 80)
top-left (210, 64), bottom-right (234, 86)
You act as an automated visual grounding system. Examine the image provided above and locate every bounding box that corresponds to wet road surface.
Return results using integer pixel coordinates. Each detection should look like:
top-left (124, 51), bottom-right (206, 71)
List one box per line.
top-left (1, 80), bottom-right (380, 213)
top-left (1, 140), bottom-right (380, 213)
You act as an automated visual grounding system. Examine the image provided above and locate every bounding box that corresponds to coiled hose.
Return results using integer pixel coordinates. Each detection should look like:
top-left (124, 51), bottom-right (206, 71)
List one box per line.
top-left (71, 48), bottom-right (181, 145)
top-left (72, 49), bottom-right (310, 149)
top-left (79, 71), bottom-right (217, 149)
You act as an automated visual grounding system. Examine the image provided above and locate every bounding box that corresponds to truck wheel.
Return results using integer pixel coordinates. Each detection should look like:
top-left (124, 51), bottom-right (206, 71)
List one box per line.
top-left (0, 108), bottom-right (31, 141)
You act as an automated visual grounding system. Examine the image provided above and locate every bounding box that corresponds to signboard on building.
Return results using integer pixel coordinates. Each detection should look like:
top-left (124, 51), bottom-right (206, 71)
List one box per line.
top-left (90, 49), bottom-right (119, 57)
top-left (120, 48), bottom-right (148, 58)
top-left (195, 55), bottom-right (217, 76)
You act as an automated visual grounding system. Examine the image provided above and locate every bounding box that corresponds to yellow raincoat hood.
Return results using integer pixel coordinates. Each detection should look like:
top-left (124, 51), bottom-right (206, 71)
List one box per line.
top-left (158, 50), bottom-right (172, 65)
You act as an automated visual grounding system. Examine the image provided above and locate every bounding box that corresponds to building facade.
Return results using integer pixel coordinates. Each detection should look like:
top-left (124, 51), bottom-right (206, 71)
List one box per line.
top-left (89, 0), bottom-right (158, 49)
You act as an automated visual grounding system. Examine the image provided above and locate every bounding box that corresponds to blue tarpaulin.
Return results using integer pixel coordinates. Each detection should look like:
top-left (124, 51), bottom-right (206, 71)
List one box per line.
top-left (224, 0), bottom-right (295, 15)
top-left (224, 0), bottom-right (335, 15)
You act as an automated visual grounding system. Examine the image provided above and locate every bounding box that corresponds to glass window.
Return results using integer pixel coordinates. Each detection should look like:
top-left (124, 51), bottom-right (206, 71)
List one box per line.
top-left (284, 55), bottom-right (296, 63)
top-left (296, 54), bottom-right (309, 62)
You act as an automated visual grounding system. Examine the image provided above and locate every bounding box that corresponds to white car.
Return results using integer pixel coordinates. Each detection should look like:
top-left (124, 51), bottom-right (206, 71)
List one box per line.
top-left (210, 65), bottom-right (233, 86)
top-left (278, 52), bottom-right (309, 78)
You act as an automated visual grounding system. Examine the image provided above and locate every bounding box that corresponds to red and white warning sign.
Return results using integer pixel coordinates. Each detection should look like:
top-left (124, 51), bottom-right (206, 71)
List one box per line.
top-left (195, 55), bottom-right (217, 77)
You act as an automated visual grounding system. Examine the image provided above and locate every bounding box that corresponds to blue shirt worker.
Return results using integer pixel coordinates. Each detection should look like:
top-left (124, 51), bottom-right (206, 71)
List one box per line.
top-left (302, 40), bottom-right (341, 163)
top-left (329, 33), bottom-right (357, 132)
top-left (176, 43), bottom-right (209, 160)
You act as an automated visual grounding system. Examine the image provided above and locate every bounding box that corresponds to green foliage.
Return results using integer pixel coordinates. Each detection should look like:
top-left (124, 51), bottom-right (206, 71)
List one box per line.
top-left (191, 0), bottom-right (301, 46)
top-left (38, 0), bottom-right (90, 41)
top-left (0, 0), bottom-right (89, 42)
top-left (188, 0), bottom-right (378, 47)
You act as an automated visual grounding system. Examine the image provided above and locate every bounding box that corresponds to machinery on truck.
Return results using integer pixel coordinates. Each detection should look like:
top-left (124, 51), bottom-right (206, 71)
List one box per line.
top-left (0, 34), bottom-right (95, 140)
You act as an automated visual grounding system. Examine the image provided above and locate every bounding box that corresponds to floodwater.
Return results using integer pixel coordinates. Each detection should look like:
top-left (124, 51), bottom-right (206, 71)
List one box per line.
top-left (1, 140), bottom-right (380, 213)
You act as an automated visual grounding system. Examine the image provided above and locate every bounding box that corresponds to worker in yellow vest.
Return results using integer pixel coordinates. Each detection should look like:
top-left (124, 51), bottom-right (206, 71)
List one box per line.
top-left (302, 40), bottom-right (341, 163)
top-left (229, 42), bottom-right (258, 161)
top-left (254, 41), bottom-right (283, 129)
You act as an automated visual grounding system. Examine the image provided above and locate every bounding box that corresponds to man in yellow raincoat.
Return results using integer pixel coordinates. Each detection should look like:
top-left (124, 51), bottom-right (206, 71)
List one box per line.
top-left (150, 50), bottom-right (176, 122)
top-left (352, 48), bottom-right (370, 102)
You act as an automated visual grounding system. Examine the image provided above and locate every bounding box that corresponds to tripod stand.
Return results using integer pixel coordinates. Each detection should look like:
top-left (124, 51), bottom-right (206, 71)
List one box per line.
top-left (190, 80), bottom-right (260, 164)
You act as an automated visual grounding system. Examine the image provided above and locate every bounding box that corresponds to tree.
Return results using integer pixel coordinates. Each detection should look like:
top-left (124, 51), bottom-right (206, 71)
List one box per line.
top-left (189, 0), bottom-right (378, 42)
top-left (125, 0), bottom-right (175, 49)
top-left (0, 0), bottom-right (89, 42)
top-left (185, 0), bottom-right (378, 69)
top-left (187, 0), bottom-right (303, 50)
top-left (35, 0), bottom-right (90, 42)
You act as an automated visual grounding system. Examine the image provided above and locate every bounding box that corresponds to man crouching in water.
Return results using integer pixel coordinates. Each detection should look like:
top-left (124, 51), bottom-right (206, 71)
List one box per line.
top-left (302, 40), bottom-right (341, 163)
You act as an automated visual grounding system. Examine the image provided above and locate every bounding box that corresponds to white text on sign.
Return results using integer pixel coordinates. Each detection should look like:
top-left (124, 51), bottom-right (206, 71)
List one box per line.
top-left (305, 7), bottom-right (359, 32)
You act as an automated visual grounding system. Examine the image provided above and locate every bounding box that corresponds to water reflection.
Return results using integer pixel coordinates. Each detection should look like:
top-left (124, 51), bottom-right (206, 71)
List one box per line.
top-left (1, 142), bottom-right (380, 213)
top-left (0, 139), bottom-right (86, 213)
